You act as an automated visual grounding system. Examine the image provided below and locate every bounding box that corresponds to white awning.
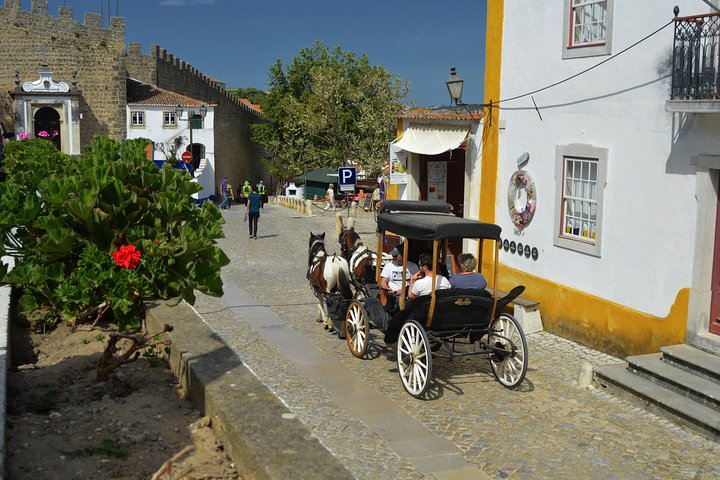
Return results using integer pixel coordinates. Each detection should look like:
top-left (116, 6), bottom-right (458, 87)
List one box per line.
top-left (394, 123), bottom-right (469, 155)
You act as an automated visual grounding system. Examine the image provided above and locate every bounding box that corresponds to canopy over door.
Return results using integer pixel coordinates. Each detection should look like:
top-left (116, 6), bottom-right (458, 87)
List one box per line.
top-left (394, 123), bottom-right (469, 155)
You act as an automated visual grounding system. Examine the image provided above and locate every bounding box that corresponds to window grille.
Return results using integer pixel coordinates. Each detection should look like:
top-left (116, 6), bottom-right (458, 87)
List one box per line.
top-left (570, 0), bottom-right (607, 47)
top-left (562, 156), bottom-right (598, 242)
top-left (164, 112), bottom-right (176, 127)
top-left (131, 111), bottom-right (144, 127)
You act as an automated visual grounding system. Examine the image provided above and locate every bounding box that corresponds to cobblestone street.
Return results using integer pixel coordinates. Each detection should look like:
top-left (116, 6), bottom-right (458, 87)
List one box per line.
top-left (192, 201), bottom-right (720, 479)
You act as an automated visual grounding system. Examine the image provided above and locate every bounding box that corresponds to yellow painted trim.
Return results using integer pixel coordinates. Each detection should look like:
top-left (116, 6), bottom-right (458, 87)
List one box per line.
top-left (480, 0), bottom-right (503, 228)
top-left (483, 261), bottom-right (688, 357)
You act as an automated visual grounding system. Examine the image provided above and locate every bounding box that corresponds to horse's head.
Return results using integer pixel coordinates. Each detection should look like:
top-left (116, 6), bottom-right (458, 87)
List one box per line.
top-left (309, 232), bottom-right (327, 266)
top-left (309, 231), bottom-right (325, 247)
top-left (339, 227), bottom-right (360, 260)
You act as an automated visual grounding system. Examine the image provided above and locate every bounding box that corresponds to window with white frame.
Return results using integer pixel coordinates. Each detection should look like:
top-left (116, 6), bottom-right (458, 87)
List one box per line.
top-left (562, 0), bottom-right (614, 59)
top-left (163, 111), bottom-right (177, 127)
top-left (554, 144), bottom-right (608, 257)
top-left (131, 111), bottom-right (144, 127)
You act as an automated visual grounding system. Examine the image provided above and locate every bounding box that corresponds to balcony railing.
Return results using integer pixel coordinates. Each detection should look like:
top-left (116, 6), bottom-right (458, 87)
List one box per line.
top-left (671, 13), bottom-right (720, 100)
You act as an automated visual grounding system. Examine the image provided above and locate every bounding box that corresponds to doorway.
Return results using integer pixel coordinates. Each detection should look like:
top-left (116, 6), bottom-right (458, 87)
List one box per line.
top-left (33, 106), bottom-right (61, 150)
top-left (187, 143), bottom-right (205, 171)
top-left (710, 170), bottom-right (720, 335)
top-left (419, 147), bottom-right (466, 216)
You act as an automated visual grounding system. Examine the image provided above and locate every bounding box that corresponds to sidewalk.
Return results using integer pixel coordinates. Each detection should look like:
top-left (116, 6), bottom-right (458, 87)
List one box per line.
top-left (190, 203), bottom-right (720, 479)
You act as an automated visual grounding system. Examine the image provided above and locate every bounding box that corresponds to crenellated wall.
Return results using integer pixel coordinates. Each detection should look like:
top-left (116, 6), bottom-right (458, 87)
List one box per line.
top-left (0, 0), bottom-right (266, 193)
top-left (0, 0), bottom-right (127, 141)
top-left (126, 44), bottom-right (267, 192)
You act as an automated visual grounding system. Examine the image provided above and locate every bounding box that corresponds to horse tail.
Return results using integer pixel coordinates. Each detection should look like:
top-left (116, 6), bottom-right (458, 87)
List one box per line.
top-left (337, 266), bottom-right (354, 300)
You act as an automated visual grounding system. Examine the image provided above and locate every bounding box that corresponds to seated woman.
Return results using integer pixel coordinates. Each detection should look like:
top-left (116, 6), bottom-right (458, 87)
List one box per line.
top-left (449, 253), bottom-right (487, 290)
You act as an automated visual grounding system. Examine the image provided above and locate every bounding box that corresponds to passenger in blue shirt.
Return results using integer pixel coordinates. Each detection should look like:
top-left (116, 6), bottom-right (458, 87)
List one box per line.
top-left (246, 185), bottom-right (263, 239)
top-left (449, 253), bottom-right (487, 290)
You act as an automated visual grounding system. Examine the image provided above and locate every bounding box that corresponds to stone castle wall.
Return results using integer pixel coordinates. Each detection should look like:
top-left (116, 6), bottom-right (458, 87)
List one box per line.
top-left (126, 45), bottom-right (267, 191)
top-left (0, 0), bottom-right (267, 193)
top-left (0, 0), bottom-right (127, 141)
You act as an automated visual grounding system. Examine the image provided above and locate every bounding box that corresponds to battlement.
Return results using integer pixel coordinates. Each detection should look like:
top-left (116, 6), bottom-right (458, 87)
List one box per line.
top-left (152, 45), bottom-right (261, 117)
top-left (0, 0), bottom-right (124, 38)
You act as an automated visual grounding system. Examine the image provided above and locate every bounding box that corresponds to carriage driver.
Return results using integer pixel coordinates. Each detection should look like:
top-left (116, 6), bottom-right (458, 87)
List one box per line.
top-left (380, 246), bottom-right (419, 311)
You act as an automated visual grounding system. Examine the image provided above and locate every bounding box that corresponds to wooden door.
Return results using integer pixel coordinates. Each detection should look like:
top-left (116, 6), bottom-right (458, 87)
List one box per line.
top-left (710, 172), bottom-right (720, 335)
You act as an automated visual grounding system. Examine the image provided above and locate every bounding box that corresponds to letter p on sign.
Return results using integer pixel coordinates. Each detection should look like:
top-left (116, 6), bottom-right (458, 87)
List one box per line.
top-left (338, 167), bottom-right (356, 192)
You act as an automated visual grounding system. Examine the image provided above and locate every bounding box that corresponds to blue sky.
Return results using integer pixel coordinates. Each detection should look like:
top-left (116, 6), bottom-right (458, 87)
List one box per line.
top-left (35, 0), bottom-right (487, 106)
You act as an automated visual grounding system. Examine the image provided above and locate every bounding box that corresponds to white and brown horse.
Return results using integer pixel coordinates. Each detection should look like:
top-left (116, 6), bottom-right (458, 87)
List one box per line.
top-left (308, 232), bottom-right (354, 331)
top-left (337, 216), bottom-right (391, 296)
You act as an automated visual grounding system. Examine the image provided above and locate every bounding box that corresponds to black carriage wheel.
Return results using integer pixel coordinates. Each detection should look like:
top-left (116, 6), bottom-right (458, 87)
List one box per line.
top-left (488, 313), bottom-right (528, 388)
top-left (397, 320), bottom-right (432, 397)
top-left (345, 300), bottom-right (369, 358)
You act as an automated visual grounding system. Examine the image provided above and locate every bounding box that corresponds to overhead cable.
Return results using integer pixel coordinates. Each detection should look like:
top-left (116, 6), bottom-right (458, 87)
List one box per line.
top-left (492, 19), bottom-right (674, 107)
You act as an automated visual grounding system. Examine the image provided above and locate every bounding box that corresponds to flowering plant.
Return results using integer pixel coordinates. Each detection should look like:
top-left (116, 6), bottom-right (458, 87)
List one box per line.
top-left (0, 136), bottom-right (229, 333)
top-left (113, 244), bottom-right (142, 269)
top-left (17, 131), bottom-right (29, 140)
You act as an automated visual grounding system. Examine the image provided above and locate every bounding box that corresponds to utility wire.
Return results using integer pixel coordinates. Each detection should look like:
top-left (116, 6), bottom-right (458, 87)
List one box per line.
top-left (492, 19), bottom-right (674, 107)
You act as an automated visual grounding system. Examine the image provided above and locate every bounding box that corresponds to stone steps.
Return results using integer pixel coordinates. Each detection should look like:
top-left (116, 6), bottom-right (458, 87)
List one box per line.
top-left (594, 344), bottom-right (720, 439)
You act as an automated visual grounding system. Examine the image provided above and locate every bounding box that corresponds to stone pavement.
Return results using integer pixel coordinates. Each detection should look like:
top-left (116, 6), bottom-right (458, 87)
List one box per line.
top-left (192, 201), bottom-right (720, 479)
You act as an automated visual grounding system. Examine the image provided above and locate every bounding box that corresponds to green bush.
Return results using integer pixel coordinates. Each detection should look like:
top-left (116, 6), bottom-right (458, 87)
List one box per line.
top-left (0, 136), bottom-right (229, 331)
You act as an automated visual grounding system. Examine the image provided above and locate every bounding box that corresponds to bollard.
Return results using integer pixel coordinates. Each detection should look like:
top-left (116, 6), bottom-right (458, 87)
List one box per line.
top-left (577, 360), bottom-right (594, 388)
top-left (350, 201), bottom-right (357, 218)
top-left (305, 199), bottom-right (314, 217)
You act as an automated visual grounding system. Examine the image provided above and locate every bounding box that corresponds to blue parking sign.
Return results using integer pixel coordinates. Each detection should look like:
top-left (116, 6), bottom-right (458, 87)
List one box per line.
top-left (338, 167), bottom-right (356, 192)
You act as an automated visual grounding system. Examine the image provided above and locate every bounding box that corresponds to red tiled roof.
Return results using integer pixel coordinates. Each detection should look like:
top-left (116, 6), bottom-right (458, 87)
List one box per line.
top-left (126, 78), bottom-right (212, 107)
top-left (239, 98), bottom-right (263, 113)
top-left (396, 107), bottom-right (483, 121)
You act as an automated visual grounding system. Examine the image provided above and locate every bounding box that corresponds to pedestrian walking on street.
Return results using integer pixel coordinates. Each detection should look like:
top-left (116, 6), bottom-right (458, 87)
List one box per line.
top-left (218, 177), bottom-right (230, 210)
top-left (257, 180), bottom-right (267, 208)
top-left (242, 180), bottom-right (252, 207)
top-left (246, 185), bottom-right (262, 239)
top-left (324, 183), bottom-right (336, 211)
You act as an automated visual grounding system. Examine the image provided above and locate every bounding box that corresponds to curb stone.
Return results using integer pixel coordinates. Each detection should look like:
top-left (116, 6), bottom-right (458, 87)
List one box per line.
top-left (146, 299), bottom-right (354, 480)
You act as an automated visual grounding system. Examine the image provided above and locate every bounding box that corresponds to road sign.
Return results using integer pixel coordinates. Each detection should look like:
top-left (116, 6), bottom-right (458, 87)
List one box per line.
top-left (338, 167), bottom-right (356, 192)
top-left (181, 151), bottom-right (193, 163)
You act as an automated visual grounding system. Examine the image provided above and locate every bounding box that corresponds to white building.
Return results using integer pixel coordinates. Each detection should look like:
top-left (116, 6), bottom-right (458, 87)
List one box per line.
top-left (126, 78), bottom-right (216, 202)
top-left (484, 0), bottom-right (720, 357)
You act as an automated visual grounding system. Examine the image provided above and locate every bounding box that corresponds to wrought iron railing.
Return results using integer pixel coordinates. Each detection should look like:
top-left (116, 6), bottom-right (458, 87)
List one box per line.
top-left (672, 13), bottom-right (720, 100)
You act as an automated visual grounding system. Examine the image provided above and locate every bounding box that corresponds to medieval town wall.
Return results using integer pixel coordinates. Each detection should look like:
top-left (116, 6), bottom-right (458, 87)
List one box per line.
top-left (0, 0), bottom-right (126, 141)
top-left (125, 44), bottom-right (267, 191)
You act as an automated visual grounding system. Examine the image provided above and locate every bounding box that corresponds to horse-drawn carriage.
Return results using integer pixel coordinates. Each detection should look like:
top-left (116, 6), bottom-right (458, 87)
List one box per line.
top-left (340, 200), bottom-right (529, 398)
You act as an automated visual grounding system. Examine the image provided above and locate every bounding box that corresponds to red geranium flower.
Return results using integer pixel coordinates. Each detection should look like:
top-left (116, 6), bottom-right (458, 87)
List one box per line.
top-left (113, 244), bottom-right (141, 269)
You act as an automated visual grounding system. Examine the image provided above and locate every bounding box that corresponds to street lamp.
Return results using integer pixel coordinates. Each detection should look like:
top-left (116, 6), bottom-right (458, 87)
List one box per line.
top-left (446, 67), bottom-right (464, 105)
top-left (175, 104), bottom-right (207, 168)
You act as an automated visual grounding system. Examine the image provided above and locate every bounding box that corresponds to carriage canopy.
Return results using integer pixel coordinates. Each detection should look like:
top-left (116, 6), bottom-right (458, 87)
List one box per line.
top-left (377, 200), bottom-right (501, 242)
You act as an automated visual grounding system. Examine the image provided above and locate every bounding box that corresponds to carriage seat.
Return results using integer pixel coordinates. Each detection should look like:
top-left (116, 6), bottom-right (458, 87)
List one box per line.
top-left (428, 288), bottom-right (493, 331)
top-left (382, 288), bottom-right (492, 344)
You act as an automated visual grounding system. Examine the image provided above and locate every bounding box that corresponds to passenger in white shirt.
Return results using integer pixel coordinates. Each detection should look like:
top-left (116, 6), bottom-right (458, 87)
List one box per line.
top-left (408, 253), bottom-right (451, 299)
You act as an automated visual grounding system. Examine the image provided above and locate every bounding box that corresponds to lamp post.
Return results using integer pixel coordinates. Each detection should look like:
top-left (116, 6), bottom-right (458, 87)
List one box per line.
top-left (175, 104), bottom-right (207, 170)
top-left (446, 67), bottom-right (464, 105)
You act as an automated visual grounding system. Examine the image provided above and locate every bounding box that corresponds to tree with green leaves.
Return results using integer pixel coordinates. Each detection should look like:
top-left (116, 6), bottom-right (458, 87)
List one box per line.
top-left (253, 42), bottom-right (409, 187)
top-left (227, 87), bottom-right (268, 106)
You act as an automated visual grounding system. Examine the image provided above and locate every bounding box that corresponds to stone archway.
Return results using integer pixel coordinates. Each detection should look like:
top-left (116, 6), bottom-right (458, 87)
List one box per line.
top-left (34, 106), bottom-right (61, 150)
